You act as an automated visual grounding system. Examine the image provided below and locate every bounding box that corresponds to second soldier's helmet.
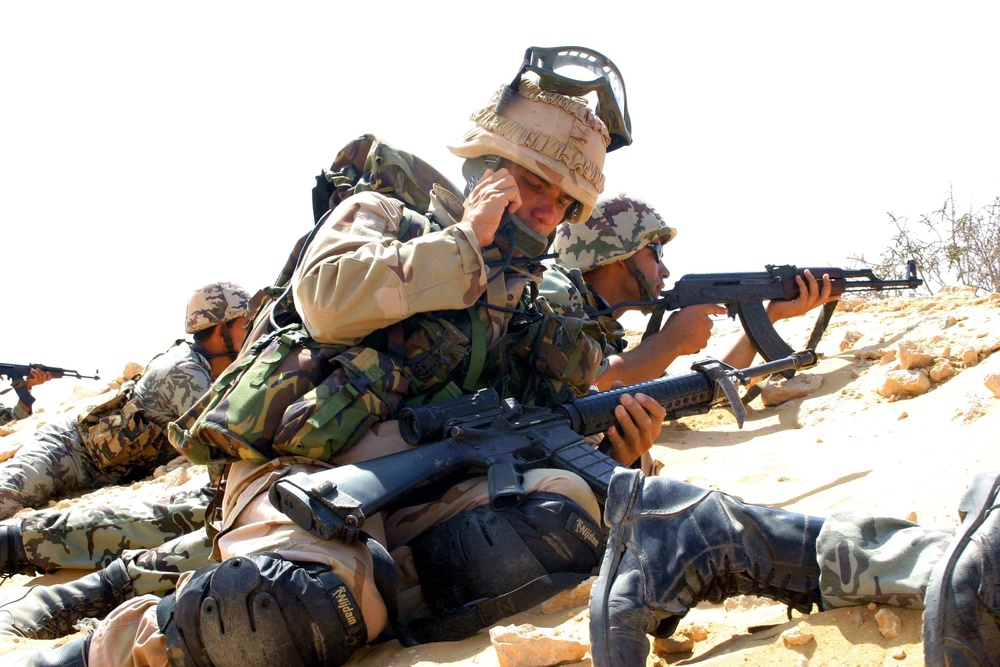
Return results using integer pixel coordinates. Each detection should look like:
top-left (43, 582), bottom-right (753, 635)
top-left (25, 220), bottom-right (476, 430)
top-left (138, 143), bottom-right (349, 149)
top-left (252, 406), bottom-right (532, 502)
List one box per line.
top-left (184, 281), bottom-right (252, 334)
top-left (551, 195), bottom-right (676, 272)
top-left (447, 79), bottom-right (610, 223)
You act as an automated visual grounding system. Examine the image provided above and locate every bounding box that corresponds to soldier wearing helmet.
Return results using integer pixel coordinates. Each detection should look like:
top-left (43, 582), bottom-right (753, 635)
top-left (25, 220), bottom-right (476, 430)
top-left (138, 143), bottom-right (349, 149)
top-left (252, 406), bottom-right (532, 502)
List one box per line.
top-left (18, 54), bottom-right (676, 667)
top-left (0, 282), bottom-right (251, 644)
top-left (542, 195), bottom-right (837, 390)
top-left (183, 280), bottom-right (253, 378)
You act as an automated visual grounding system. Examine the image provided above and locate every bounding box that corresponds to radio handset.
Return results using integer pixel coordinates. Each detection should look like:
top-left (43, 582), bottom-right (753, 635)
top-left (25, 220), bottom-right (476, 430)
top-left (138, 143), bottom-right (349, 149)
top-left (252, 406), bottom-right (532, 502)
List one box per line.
top-left (461, 156), bottom-right (550, 260)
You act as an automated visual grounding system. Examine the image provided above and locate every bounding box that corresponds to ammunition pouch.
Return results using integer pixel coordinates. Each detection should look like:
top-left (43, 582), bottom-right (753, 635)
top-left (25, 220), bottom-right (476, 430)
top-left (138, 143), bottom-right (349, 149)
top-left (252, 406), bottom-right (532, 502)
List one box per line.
top-left (502, 310), bottom-right (606, 405)
top-left (78, 381), bottom-right (169, 479)
top-left (168, 322), bottom-right (408, 466)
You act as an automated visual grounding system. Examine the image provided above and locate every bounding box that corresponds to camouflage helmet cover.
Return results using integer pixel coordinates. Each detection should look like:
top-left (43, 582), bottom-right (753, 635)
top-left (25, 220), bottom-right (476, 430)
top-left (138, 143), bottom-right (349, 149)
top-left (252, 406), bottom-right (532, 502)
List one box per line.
top-left (184, 281), bottom-right (252, 334)
top-left (447, 79), bottom-right (610, 223)
top-left (552, 195), bottom-right (677, 272)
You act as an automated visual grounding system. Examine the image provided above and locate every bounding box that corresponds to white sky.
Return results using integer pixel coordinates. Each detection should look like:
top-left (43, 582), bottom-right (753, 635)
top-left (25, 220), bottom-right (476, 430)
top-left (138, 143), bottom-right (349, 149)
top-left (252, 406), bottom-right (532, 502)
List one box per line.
top-left (4, 1), bottom-right (999, 408)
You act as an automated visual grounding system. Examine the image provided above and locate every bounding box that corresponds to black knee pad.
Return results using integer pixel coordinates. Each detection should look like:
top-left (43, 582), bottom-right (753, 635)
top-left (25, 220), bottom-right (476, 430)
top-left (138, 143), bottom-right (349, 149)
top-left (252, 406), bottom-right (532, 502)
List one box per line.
top-left (157, 552), bottom-right (367, 667)
top-left (411, 493), bottom-right (603, 616)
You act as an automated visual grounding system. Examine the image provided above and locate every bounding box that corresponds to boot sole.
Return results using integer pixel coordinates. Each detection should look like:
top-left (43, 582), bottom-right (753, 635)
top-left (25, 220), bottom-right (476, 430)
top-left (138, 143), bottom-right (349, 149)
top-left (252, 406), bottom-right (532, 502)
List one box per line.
top-left (589, 469), bottom-right (642, 667)
top-left (923, 471), bottom-right (1000, 667)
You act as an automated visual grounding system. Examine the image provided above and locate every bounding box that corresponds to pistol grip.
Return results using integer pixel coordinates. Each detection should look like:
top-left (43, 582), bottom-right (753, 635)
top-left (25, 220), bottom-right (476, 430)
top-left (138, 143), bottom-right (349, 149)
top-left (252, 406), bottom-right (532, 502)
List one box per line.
top-left (488, 460), bottom-right (526, 510)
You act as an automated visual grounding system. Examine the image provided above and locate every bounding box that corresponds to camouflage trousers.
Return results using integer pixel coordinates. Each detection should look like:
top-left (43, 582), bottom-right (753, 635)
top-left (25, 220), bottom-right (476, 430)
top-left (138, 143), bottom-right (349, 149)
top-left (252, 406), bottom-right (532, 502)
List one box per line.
top-left (18, 483), bottom-right (215, 596)
top-left (0, 413), bottom-right (122, 520)
top-left (817, 511), bottom-right (955, 609)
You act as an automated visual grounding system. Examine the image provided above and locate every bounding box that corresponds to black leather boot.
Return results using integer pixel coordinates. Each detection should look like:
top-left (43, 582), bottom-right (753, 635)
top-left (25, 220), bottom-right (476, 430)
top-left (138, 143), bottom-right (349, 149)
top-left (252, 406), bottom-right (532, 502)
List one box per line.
top-left (0, 522), bottom-right (32, 577)
top-left (8, 635), bottom-right (91, 667)
top-left (923, 471), bottom-right (1000, 667)
top-left (0, 559), bottom-right (134, 639)
top-left (590, 468), bottom-right (824, 666)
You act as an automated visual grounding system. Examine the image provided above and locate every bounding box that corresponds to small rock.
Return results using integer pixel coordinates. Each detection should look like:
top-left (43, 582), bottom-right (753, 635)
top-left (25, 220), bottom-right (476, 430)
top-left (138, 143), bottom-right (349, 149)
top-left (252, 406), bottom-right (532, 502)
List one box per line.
top-left (962, 349), bottom-right (979, 366)
top-left (879, 369), bottom-right (931, 398)
top-left (780, 625), bottom-right (815, 646)
top-left (897, 411), bottom-right (908, 420)
top-left (683, 624), bottom-right (709, 642)
top-left (724, 594), bottom-right (775, 611)
top-left (760, 374), bottom-right (824, 407)
top-left (840, 330), bottom-right (863, 350)
top-left (986, 373), bottom-right (1000, 399)
top-left (891, 647), bottom-right (907, 659)
top-left (490, 624), bottom-right (589, 667)
top-left (540, 576), bottom-right (595, 613)
top-left (875, 608), bottom-right (901, 639)
top-left (898, 341), bottom-right (934, 369)
top-left (653, 634), bottom-right (694, 654)
top-left (930, 360), bottom-right (958, 383)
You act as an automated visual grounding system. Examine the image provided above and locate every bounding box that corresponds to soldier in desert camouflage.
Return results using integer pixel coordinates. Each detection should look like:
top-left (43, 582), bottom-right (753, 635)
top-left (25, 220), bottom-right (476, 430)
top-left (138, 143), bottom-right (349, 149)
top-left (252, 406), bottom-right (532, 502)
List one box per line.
top-left (0, 282), bottom-right (249, 638)
top-left (543, 198), bottom-right (1000, 667)
top-left (543, 193), bottom-right (836, 385)
top-left (6, 60), bottom-right (680, 665)
top-left (0, 196), bottom-right (833, 646)
top-left (0, 281), bottom-right (250, 520)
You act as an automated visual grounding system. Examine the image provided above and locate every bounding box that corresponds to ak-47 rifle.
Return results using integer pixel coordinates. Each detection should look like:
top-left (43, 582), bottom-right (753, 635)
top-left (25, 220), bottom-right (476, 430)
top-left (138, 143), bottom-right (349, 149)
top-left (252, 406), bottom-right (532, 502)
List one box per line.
top-left (640, 260), bottom-right (923, 361)
top-left (269, 350), bottom-right (818, 544)
top-left (1, 363), bottom-right (101, 406)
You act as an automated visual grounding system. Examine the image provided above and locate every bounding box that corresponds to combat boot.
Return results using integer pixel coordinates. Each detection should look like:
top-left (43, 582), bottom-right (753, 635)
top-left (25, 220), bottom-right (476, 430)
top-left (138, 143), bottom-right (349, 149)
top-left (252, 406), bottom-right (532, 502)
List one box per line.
top-left (923, 471), bottom-right (1000, 667)
top-left (0, 522), bottom-right (33, 578)
top-left (590, 468), bottom-right (824, 666)
top-left (0, 559), bottom-right (134, 639)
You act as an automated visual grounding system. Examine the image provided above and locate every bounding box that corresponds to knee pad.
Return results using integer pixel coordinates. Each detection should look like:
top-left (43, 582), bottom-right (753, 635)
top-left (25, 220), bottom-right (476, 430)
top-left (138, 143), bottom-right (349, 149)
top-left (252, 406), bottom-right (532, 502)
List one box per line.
top-left (411, 493), bottom-right (603, 617)
top-left (157, 552), bottom-right (367, 667)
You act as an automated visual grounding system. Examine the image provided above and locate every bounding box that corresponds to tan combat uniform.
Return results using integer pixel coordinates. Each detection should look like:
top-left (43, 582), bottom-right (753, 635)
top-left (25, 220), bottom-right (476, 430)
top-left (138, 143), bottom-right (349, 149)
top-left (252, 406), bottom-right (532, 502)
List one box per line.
top-left (87, 187), bottom-right (607, 664)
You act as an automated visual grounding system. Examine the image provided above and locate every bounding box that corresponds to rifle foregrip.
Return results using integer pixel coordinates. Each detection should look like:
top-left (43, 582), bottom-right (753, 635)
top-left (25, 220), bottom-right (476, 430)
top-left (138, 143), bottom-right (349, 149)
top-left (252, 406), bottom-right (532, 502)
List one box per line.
top-left (558, 372), bottom-right (715, 437)
top-left (550, 441), bottom-right (619, 500)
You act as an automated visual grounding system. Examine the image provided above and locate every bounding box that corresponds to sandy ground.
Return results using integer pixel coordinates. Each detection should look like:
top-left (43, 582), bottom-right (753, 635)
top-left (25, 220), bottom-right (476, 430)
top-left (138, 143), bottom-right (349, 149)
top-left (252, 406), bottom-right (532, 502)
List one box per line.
top-left (1, 288), bottom-right (998, 666)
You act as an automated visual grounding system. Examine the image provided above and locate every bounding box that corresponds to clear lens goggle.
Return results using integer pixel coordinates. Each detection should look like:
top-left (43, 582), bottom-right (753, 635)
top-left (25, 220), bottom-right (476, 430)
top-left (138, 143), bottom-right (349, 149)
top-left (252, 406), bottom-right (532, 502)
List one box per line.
top-left (496, 45), bottom-right (632, 152)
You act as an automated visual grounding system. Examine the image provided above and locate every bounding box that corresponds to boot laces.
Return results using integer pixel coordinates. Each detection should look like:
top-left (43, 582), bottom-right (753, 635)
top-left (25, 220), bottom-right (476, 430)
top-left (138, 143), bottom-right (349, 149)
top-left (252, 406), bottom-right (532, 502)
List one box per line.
top-left (683, 555), bottom-right (818, 617)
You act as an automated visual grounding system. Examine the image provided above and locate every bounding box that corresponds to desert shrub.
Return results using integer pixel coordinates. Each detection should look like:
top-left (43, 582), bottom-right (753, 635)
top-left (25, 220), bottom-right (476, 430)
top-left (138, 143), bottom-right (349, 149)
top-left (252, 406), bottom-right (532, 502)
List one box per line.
top-left (850, 187), bottom-right (1000, 296)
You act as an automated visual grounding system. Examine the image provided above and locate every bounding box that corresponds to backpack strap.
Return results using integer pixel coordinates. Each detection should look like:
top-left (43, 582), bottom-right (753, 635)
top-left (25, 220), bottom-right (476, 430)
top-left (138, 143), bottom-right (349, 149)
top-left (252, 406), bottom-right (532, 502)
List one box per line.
top-left (461, 307), bottom-right (488, 392)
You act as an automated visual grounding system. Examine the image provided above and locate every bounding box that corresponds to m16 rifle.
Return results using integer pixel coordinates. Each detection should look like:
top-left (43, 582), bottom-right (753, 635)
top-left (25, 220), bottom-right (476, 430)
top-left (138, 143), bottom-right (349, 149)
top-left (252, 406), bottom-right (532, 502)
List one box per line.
top-left (640, 260), bottom-right (923, 360)
top-left (269, 351), bottom-right (818, 544)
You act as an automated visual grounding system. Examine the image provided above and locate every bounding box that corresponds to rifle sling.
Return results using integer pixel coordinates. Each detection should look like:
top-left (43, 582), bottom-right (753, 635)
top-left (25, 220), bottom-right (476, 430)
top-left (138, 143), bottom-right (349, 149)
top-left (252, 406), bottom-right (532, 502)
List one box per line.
top-left (806, 301), bottom-right (838, 351)
top-left (397, 571), bottom-right (590, 645)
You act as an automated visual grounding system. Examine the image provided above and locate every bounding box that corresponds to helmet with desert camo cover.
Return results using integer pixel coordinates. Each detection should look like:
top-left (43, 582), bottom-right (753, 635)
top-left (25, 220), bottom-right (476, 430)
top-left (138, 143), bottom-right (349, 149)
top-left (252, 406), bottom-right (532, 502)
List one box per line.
top-left (552, 195), bottom-right (676, 272)
top-left (447, 78), bottom-right (610, 223)
top-left (184, 281), bottom-right (251, 335)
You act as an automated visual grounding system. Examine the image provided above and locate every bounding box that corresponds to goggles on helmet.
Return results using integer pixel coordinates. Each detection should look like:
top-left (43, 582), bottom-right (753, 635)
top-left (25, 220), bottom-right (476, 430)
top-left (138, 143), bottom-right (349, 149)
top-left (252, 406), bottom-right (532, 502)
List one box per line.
top-left (496, 46), bottom-right (632, 152)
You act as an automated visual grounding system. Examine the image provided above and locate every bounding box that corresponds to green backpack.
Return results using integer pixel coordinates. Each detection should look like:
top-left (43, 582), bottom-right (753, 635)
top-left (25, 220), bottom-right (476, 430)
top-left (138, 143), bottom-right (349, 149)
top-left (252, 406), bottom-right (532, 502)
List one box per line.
top-left (167, 134), bottom-right (466, 466)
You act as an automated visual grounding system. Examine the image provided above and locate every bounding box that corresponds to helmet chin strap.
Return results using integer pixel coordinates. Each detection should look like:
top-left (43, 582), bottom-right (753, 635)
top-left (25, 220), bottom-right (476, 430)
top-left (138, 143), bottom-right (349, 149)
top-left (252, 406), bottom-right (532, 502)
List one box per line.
top-left (624, 255), bottom-right (660, 314)
top-left (200, 323), bottom-right (240, 361)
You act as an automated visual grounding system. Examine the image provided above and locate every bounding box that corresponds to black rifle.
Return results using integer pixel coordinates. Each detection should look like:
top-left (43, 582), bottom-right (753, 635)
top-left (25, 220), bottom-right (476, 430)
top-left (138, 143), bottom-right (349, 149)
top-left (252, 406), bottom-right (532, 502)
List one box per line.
top-left (1, 363), bottom-right (101, 406)
top-left (639, 259), bottom-right (923, 361)
top-left (269, 351), bottom-right (818, 544)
